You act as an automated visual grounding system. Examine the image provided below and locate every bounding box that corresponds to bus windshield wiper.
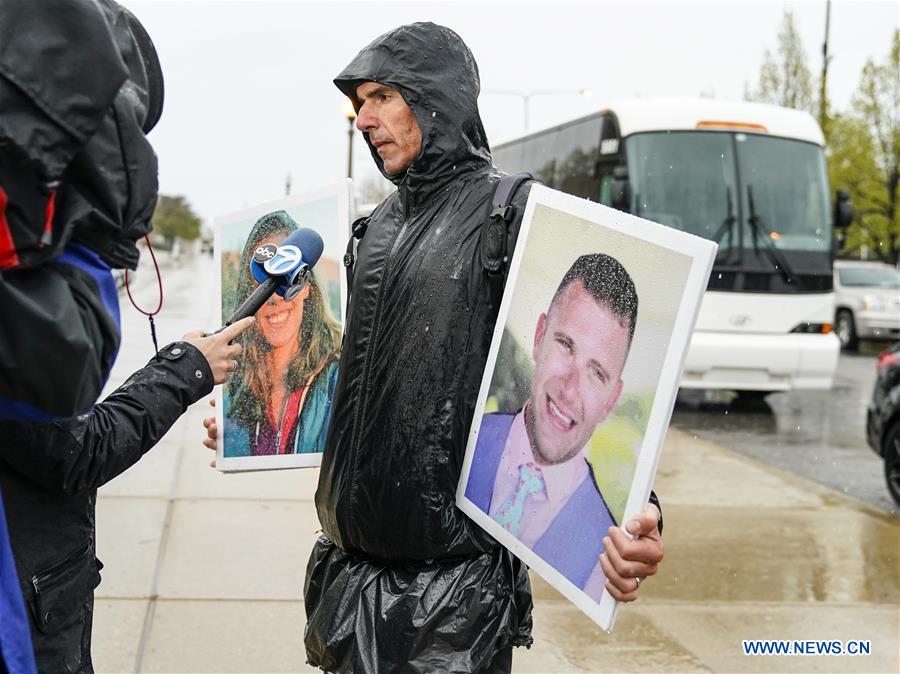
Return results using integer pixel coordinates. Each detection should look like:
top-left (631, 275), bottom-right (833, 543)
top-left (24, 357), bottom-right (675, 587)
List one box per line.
top-left (711, 186), bottom-right (737, 264)
top-left (746, 185), bottom-right (800, 288)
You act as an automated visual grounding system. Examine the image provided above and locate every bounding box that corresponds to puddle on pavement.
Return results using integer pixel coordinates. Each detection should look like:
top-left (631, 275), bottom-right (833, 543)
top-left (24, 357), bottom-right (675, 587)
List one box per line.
top-left (624, 505), bottom-right (900, 604)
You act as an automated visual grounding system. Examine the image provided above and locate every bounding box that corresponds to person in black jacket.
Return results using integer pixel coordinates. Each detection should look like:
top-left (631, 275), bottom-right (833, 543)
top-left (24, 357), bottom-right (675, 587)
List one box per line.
top-left (307, 23), bottom-right (664, 673)
top-left (0, 2), bottom-right (256, 672)
top-left (204, 21), bottom-right (664, 674)
top-left (0, 318), bottom-right (251, 674)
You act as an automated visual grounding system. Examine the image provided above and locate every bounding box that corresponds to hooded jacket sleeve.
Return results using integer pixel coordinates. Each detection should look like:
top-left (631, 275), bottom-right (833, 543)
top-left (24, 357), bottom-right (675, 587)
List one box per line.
top-left (0, 251), bottom-right (121, 420)
top-left (0, 342), bottom-right (213, 495)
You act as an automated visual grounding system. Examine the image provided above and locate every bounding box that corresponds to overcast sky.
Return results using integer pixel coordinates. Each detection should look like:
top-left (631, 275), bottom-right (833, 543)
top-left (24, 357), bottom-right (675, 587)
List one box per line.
top-left (124, 0), bottom-right (898, 228)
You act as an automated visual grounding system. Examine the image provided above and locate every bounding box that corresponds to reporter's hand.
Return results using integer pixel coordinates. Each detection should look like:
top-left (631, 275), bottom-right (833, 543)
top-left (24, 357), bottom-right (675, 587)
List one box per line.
top-left (202, 399), bottom-right (218, 468)
top-left (182, 317), bottom-right (254, 384)
top-left (599, 502), bottom-right (663, 602)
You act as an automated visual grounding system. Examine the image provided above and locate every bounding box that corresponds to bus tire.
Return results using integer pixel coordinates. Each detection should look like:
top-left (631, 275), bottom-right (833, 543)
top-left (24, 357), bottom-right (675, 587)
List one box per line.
top-left (733, 390), bottom-right (773, 410)
top-left (735, 390), bottom-right (770, 400)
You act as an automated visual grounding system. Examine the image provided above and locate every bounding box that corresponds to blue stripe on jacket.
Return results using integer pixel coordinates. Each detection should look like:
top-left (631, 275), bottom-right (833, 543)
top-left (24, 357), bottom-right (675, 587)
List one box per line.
top-left (0, 242), bottom-right (121, 421)
top-left (0, 487), bottom-right (37, 674)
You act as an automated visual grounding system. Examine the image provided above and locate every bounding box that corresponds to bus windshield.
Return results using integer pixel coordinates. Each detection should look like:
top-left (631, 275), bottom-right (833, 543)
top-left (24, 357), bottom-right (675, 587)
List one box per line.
top-left (626, 132), bottom-right (736, 242)
top-left (625, 132), bottom-right (831, 253)
top-left (736, 134), bottom-right (830, 252)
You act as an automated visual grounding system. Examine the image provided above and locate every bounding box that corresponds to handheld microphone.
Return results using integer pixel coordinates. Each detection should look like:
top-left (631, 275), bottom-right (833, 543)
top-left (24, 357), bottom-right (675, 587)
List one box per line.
top-left (221, 227), bottom-right (324, 328)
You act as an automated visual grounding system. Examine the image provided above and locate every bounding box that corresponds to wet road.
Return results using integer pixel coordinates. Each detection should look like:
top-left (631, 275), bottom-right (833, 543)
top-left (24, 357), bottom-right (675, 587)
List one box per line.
top-left (672, 343), bottom-right (898, 516)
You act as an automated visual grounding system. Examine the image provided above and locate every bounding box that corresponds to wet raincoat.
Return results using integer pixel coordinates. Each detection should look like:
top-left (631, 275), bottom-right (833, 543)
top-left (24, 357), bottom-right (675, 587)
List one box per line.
top-left (305, 23), bottom-right (534, 673)
top-left (0, 342), bottom-right (214, 673)
top-left (0, 2), bottom-right (184, 671)
top-left (0, 0), bottom-right (162, 420)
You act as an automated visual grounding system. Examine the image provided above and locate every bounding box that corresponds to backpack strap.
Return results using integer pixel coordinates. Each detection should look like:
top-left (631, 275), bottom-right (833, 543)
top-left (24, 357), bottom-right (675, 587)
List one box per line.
top-left (342, 216), bottom-right (369, 317)
top-left (481, 171), bottom-right (533, 306)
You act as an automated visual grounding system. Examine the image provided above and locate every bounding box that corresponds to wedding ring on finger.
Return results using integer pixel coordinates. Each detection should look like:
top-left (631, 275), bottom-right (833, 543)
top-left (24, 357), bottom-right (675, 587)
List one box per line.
top-left (635, 576), bottom-right (643, 590)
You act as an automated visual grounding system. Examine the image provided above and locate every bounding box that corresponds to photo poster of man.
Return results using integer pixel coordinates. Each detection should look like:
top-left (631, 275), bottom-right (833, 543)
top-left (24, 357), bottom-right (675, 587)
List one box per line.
top-left (457, 184), bottom-right (716, 631)
top-left (213, 179), bottom-right (351, 473)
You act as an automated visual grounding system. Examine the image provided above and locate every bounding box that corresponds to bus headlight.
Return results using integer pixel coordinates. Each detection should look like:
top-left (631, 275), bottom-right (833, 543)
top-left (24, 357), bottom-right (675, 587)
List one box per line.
top-left (790, 322), bottom-right (833, 334)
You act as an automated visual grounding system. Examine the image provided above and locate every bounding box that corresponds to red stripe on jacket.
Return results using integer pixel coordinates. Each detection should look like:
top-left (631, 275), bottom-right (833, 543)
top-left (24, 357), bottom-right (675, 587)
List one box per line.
top-left (0, 186), bottom-right (21, 269)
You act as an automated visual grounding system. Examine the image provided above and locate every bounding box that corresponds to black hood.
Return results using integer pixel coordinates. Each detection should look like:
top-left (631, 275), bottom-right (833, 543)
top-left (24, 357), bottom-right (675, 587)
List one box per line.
top-left (335, 22), bottom-right (492, 207)
top-left (0, 0), bottom-right (164, 270)
top-left (0, 0), bottom-right (162, 182)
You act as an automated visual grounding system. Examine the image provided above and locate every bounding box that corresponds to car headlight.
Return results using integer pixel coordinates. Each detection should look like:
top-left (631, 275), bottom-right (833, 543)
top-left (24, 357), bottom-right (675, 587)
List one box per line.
top-left (863, 295), bottom-right (886, 312)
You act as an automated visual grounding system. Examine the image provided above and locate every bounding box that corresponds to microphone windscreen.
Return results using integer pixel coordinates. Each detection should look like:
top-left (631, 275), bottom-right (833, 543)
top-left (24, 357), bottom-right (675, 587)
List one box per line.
top-left (282, 227), bottom-right (325, 268)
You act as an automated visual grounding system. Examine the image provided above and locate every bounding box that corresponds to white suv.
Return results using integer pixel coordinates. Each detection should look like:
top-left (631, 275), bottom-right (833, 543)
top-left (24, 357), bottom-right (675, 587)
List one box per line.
top-left (833, 260), bottom-right (900, 350)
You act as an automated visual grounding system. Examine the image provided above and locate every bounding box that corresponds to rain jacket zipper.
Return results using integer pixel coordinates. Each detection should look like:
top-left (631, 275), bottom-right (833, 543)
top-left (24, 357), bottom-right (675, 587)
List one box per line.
top-left (31, 541), bottom-right (91, 593)
top-left (346, 214), bottom-right (410, 513)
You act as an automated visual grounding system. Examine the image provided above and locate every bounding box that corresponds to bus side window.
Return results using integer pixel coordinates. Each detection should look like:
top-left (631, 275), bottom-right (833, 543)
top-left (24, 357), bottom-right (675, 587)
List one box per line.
top-left (494, 142), bottom-right (524, 175)
top-left (557, 117), bottom-right (603, 199)
top-left (599, 175), bottom-right (613, 206)
top-left (522, 131), bottom-right (557, 186)
top-left (596, 161), bottom-right (618, 206)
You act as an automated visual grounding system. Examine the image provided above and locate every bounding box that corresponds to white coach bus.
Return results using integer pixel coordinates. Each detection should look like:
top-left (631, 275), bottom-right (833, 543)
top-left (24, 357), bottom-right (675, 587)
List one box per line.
top-left (493, 98), bottom-right (851, 394)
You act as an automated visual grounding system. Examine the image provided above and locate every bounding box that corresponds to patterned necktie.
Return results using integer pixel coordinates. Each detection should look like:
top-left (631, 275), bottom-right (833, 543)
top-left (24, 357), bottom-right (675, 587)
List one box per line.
top-left (494, 463), bottom-right (547, 536)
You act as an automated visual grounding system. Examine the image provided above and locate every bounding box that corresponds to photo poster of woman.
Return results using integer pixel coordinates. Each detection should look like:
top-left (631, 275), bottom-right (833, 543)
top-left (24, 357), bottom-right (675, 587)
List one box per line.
top-left (213, 180), bottom-right (351, 472)
top-left (456, 184), bottom-right (717, 631)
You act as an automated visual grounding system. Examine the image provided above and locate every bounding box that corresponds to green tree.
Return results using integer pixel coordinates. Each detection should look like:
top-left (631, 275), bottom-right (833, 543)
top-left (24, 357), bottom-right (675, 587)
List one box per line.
top-left (828, 115), bottom-right (890, 256)
top-left (853, 30), bottom-right (899, 262)
top-left (829, 31), bottom-right (900, 263)
top-left (151, 195), bottom-right (202, 245)
top-left (745, 11), bottom-right (815, 114)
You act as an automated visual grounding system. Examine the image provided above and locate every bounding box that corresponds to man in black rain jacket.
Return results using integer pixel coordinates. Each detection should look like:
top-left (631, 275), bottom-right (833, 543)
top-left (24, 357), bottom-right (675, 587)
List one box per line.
top-left (304, 23), bottom-right (663, 673)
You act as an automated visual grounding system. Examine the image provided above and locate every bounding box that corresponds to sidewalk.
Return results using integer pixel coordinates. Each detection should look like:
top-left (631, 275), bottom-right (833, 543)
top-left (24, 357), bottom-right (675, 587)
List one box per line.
top-left (93, 255), bottom-right (899, 673)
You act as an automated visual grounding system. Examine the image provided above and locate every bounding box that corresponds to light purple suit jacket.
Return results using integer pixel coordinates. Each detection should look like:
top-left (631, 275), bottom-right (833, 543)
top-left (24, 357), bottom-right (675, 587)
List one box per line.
top-left (465, 412), bottom-right (617, 589)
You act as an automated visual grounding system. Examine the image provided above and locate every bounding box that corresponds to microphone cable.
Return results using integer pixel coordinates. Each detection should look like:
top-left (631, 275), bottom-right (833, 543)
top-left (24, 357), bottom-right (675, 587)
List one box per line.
top-left (124, 235), bottom-right (164, 353)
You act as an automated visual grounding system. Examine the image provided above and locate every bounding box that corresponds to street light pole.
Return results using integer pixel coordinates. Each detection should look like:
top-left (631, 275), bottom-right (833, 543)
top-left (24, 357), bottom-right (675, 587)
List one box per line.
top-left (523, 92), bottom-right (530, 132)
top-left (346, 117), bottom-right (355, 179)
top-left (819, 0), bottom-right (832, 136)
top-left (342, 98), bottom-right (357, 179)
top-left (484, 88), bottom-right (593, 131)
